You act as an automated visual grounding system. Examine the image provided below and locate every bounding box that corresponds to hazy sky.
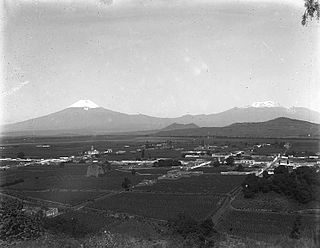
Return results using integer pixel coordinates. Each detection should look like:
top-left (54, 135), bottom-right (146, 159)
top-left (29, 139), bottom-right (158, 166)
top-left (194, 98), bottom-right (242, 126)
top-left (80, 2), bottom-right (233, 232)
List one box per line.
top-left (1, 0), bottom-right (319, 124)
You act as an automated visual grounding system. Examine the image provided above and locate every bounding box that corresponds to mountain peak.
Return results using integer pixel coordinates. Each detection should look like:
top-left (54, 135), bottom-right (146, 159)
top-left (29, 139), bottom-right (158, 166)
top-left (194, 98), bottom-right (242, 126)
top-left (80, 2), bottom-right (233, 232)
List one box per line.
top-left (245, 101), bottom-right (281, 108)
top-left (69, 100), bottom-right (99, 110)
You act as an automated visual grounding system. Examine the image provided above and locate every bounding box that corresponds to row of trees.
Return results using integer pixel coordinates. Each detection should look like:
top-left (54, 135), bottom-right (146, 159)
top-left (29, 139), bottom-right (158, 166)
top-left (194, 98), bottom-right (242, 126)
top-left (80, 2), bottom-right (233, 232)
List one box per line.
top-left (241, 165), bottom-right (319, 204)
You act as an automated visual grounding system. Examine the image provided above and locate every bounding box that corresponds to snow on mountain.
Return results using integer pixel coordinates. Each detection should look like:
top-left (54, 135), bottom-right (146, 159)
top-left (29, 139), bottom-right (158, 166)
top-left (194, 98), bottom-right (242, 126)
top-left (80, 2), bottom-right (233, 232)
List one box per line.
top-left (69, 100), bottom-right (99, 110)
top-left (245, 101), bottom-right (281, 108)
top-left (2, 100), bottom-right (320, 136)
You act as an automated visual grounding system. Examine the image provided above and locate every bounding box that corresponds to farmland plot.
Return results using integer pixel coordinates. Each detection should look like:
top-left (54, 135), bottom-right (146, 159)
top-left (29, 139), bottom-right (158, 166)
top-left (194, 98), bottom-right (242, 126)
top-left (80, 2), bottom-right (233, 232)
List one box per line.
top-left (216, 209), bottom-right (320, 241)
top-left (89, 192), bottom-right (224, 220)
top-left (2, 168), bottom-right (158, 191)
top-left (137, 174), bottom-right (245, 194)
top-left (10, 191), bottom-right (105, 205)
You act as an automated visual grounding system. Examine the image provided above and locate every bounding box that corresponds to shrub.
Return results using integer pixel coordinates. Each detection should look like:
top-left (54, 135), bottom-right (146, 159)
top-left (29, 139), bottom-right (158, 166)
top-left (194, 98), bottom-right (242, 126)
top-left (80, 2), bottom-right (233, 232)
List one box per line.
top-left (121, 177), bottom-right (132, 191)
top-left (168, 213), bottom-right (217, 246)
top-left (153, 159), bottom-right (181, 167)
top-left (17, 152), bottom-right (25, 159)
top-left (0, 199), bottom-right (44, 241)
top-left (44, 215), bottom-right (91, 238)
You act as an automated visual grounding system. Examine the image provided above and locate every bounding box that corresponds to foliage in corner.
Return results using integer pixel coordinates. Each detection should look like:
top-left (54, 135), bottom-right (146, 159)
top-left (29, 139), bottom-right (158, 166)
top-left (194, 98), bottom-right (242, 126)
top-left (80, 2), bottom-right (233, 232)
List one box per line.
top-left (302, 0), bottom-right (320, 25)
top-left (0, 199), bottom-right (44, 242)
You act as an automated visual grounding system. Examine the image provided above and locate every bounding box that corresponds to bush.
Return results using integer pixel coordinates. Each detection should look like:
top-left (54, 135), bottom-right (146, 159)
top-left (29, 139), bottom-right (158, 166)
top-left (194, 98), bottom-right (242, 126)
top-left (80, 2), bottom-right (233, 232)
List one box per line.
top-left (17, 152), bottom-right (25, 159)
top-left (44, 215), bottom-right (91, 238)
top-left (241, 174), bottom-right (259, 198)
top-left (153, 159), bottom-right (181, 167)
top-left (168, 213), bottom-right (217, 246)
top-left (121, 177), bottom-right (132, 191)
top-left (225, 156), bottom-right (234, 166)
top-left (0, 199), bottom-right (44, 241)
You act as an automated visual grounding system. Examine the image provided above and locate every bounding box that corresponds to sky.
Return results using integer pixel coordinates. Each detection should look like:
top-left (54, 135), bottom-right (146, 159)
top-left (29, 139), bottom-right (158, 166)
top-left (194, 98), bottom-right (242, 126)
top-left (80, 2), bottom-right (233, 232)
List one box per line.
top-left (1, 0), bottom-right (319, 124)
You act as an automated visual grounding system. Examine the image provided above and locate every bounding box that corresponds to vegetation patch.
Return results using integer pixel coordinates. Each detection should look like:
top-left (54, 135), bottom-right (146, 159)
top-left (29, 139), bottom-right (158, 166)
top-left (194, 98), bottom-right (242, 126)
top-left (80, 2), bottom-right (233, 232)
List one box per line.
top-left (241, 166), bottom-right (320, 204)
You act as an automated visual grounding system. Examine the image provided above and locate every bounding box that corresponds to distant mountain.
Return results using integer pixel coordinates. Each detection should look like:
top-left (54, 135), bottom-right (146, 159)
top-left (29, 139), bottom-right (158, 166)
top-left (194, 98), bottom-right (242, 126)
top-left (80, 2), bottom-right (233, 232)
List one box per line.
top-left (2, 100), bottom-right (320, 136)
top-left (2, 100), bottom-right (173, 135)
top-left (156, 117), bottom-right (320, 138)
top-left (173, 106), bottom-right (320, 127)
top-left (160, 123), bottom-right (199, 132)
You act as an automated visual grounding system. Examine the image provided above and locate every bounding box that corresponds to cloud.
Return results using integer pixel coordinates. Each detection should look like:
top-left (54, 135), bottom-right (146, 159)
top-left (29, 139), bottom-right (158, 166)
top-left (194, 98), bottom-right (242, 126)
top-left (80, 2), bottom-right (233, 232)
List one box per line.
top-left (192, 62), bottom-right (209, 76)
top-left (1, 81), bottom-right (30, 97)
top-left (184, 56), bottom-right (191, 62)
top-left (193, 67), bottom-right (202, 76)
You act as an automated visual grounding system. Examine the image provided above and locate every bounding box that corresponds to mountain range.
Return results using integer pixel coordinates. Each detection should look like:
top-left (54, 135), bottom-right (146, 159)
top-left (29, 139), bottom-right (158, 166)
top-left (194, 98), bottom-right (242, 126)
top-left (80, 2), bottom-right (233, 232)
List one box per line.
top-left (2, 100), bottom-right (320, 136)
top-left (156, 117), bottom-right (320, 138)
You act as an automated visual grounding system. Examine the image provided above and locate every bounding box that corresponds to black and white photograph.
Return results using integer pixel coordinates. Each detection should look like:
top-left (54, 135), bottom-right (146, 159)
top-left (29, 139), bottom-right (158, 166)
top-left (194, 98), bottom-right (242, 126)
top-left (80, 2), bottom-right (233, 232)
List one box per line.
top-left (0, 0), bottom-right (319, 247)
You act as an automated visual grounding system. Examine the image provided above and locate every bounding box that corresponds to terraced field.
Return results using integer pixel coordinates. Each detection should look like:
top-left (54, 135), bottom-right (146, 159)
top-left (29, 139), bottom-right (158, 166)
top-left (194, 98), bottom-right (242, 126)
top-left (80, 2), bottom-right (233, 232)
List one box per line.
top-left (89, 192), bottom-right (224, 220)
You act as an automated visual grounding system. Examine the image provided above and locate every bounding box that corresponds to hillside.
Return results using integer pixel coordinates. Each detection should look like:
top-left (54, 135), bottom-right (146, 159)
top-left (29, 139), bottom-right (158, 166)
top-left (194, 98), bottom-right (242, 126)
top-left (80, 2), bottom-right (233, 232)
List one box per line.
top-left (160, 123), bottom-right (199, 132)
top-left (156, 117), bottom-right (320, 138)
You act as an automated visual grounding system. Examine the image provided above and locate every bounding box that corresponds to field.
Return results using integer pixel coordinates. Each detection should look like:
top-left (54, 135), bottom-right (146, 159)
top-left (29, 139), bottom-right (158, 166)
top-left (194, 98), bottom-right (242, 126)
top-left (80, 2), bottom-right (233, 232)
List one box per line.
top-left (0, 162), bottom-right (245, 222)
top-left (191, 166), bottom-right (235, 173)
top-left (232, 191), bottom-right (320, 213)
top-left (216, 209), bottom-right (320, 241)
top-left (0, 164), bottom-right (159, 191)
top-left (1, 134), bottom-right (319, 245)
top-left (89, 192), bottom-right (224, 221)
top-left (137, 174), bottom-right (245, 194)
top-left (5, 191), bottom-right (105, 205)
top-left (1, 134), bottom-right (318, 159)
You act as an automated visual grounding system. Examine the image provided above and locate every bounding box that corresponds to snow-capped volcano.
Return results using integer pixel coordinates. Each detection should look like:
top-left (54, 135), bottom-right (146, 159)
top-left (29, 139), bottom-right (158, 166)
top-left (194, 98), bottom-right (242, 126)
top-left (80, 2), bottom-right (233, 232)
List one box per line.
top-left (69, 100), bottom-right (99, 110)
top-left (3, 100), bottom-right (320, 136)
top-left (246, 101), bottom-right (281, 108)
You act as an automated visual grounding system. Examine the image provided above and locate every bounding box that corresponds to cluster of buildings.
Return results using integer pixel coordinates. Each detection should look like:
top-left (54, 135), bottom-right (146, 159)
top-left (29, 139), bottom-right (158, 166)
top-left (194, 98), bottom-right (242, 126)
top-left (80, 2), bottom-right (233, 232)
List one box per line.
top-left (158, 169), bottom-right (203, 180)
top-left (22, 205), bottom-right (59, 218)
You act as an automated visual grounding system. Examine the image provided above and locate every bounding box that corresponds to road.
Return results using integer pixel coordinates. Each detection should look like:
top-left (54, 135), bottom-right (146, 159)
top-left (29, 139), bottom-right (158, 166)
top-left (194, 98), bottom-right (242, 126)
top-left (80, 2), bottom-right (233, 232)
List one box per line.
top-left (256, 154), bottom-right (280, 177)
top-left (210, 185), bottom-right (242, 227)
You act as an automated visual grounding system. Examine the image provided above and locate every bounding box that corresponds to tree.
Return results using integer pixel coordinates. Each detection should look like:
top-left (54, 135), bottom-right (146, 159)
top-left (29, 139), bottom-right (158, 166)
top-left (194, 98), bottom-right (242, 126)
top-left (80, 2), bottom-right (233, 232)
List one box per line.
top-left (262, 170), bottom-right (270, 179)
top-left (236, 164), bottom-right (244, 172)
top-left (121, 177), bottom-right (131, 191)
top-left (294, 166), bottom-right (318, 186)
top-left (302, 0), bottom-right (320, 26)
top-left (225, 156), bottom-right (234, 166)
top-left (153, 159), bottom-right (181, 167)
top-left (242, 174), bottom-right (259, 198)
top-left (274, 165), bottom-right (289, 175)
top-left (17, 152), bottom-right (25, 159)
top-left (212, 160), bottom-right (220, 167)
top-left (293, 179), bottom-right (314, 203)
